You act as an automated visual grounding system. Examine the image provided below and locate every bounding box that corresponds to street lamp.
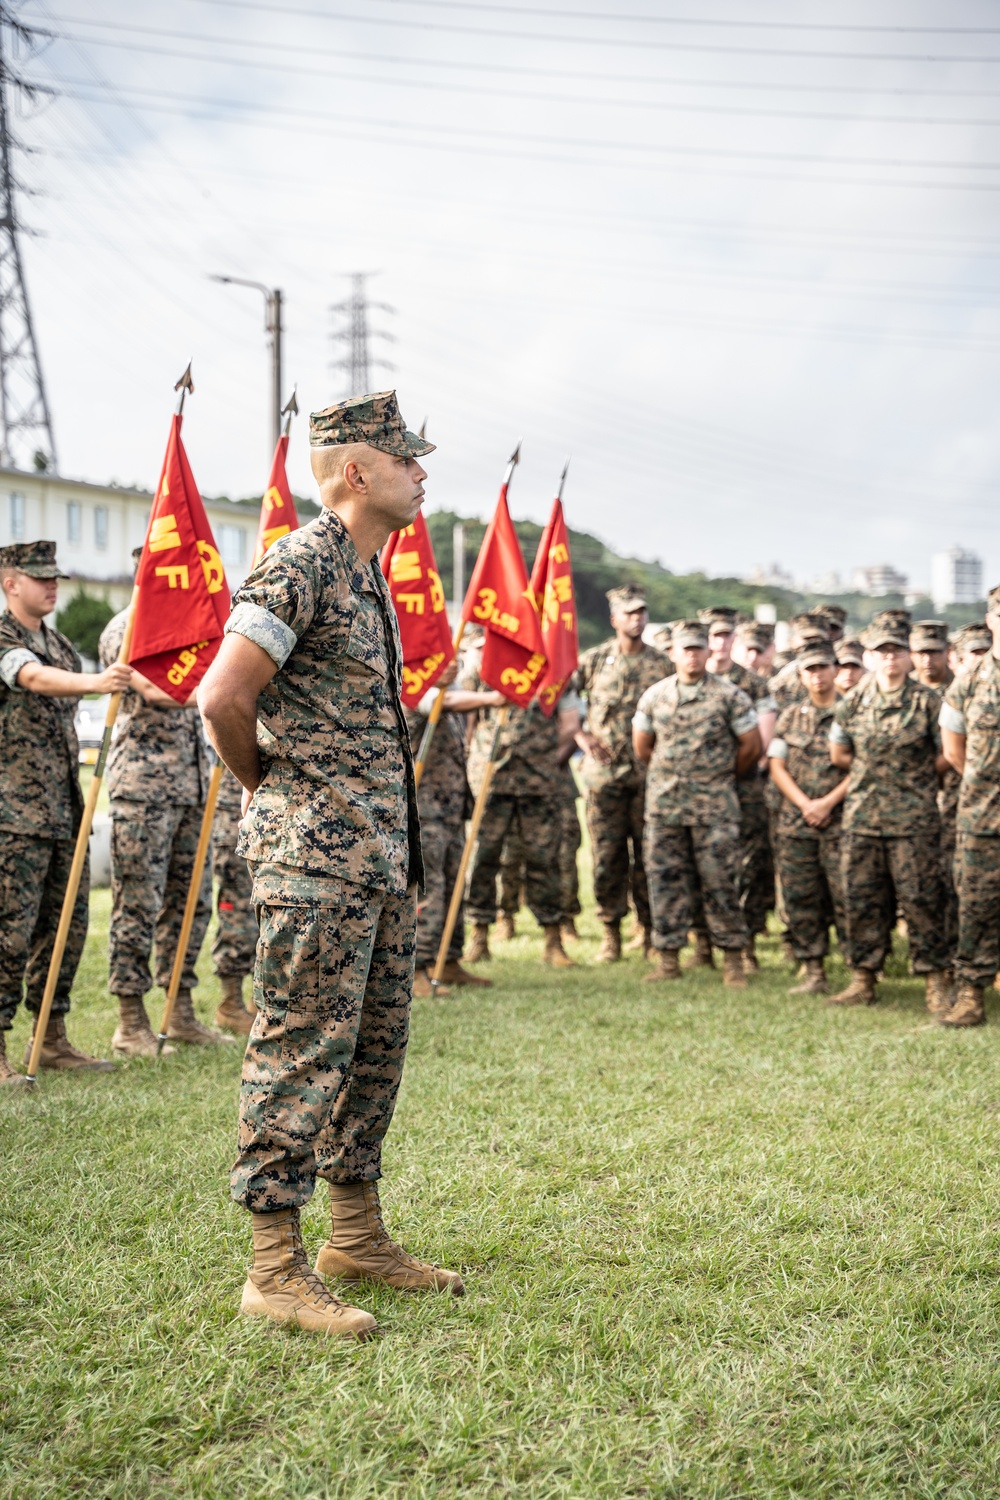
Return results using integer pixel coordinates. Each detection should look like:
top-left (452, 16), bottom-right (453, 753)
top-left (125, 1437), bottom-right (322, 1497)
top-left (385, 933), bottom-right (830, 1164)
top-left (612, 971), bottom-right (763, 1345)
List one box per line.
top-left (209, 275), bottom-right (283, 452)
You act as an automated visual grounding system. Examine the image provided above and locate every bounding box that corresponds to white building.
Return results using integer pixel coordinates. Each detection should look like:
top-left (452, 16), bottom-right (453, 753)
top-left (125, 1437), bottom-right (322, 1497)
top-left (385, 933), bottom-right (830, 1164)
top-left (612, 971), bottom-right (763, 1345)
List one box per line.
top-left (852, 563), bottom-right (908, 597)
top-left (0, 466), bottom-right (315, 613)
top-left (931, 547), bottom-right (983, 611)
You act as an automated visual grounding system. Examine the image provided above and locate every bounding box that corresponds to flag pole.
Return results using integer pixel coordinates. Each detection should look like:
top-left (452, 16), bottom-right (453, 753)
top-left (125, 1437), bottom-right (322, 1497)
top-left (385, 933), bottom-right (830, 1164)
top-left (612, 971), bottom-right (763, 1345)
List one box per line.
top-left (155, 755), bottom-right (223, 1054)
top-left (413, 441), bottom-right (520, 789)
top-left (24, 588), bottom-right (139, 1083)
top-left (281, 384), bottom-right (298, 436)
top-left (429, 706), bottom-right (509, 992)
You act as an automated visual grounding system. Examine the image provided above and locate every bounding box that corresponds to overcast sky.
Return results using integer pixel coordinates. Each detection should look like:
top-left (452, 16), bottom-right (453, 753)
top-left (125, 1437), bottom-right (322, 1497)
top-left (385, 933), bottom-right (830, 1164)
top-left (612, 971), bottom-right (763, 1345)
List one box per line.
top-left (11, 0), bottom-right (1000, 591)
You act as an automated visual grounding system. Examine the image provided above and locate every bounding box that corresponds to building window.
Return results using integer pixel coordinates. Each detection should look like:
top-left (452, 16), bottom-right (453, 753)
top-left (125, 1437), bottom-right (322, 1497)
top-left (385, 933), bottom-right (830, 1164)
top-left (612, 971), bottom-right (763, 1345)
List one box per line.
top-left (67, 501), bottom-right (81, 545)
top-left (217, 524), bottom-right (246, 570)
top-left (94, 505), bottom-right (108, 550)
top-left (9, 491), bottom-right (24, 539)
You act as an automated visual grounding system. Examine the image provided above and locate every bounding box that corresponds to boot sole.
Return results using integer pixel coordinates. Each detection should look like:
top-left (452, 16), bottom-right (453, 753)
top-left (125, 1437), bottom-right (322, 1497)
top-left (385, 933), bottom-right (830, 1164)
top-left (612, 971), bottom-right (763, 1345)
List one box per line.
top-left (239, 1279), bottom-right (376, 1338)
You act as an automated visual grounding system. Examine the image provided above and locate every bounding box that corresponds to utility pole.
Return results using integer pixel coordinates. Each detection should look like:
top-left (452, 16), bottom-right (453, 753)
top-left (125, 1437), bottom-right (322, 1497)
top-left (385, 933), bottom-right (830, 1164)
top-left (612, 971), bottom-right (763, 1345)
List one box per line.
top-left (0, 7), bottom-right (56, 472)
top-left (209, 275), bottom-right (283, 452)
top-left (452, 522), bottom-right (465, 614)
top-left (330, 273), bottom-right (394, 397)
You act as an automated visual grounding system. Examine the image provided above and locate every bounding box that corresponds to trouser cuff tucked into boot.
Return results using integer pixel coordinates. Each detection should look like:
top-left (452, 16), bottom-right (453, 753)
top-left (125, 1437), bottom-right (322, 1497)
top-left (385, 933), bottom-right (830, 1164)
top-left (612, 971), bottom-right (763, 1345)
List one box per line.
top-left (593, 920), bottom-right (622, 965)
top-left (112, 996), bottom-right (175, 1058)
top-left (241, 1207), bottom-right (376, 1339)
top-left (827, 969), bottom-right (877, 1007)
top-left (644, 948), bottom-right (680, 983)
top-left (25, 1015), bottom-right (114, 1072)
top-left (215, 974), bottom-right (255, 1035)
top-left (541, 924), bottom-right (575, 968)
top-left (315, 1181), bottom-right (464, 1295)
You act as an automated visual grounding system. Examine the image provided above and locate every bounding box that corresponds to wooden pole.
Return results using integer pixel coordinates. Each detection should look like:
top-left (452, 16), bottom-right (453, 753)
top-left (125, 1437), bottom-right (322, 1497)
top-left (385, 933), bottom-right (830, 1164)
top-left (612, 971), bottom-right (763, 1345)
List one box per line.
top-left (155, 758), bottom-right (224, 1054)
top-left (413, 619), bottom-right (466, 790)
top-left (25, 587), bottom-right (139, 1085)
top-left (429, 705), bottom-right (509, 992)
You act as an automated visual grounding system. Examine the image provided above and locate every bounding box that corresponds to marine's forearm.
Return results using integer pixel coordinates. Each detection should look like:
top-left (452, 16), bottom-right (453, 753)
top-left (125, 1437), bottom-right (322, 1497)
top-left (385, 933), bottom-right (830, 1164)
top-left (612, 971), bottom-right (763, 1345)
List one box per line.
top-left (200, 694), bottom-right (263, 792)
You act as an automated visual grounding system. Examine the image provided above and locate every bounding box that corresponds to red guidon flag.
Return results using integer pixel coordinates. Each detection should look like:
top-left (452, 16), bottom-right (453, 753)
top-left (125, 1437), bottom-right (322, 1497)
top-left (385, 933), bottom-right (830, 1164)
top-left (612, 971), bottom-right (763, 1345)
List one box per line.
top-left (129, 413), bottom-right (230, 703)
top-left (380, 511), bottom-right (454, 707)
top-left (529, 497), bottom-right (579, 716)
top-left (462, 486), bottom-right (546, 706)
top-left (253, 432), bottom-right (300, 566)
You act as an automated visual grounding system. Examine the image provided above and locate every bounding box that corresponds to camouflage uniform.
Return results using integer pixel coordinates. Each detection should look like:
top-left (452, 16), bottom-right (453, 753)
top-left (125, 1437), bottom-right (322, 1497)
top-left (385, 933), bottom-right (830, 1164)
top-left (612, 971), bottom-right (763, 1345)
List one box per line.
top-left (767, 700), bottom-right (848, 961)
top-left (942, 653), bottom-right (1000, 986)
top-left (227, 505), bottom-right (422, 1209)
top-left (498, 761), bottom-right (581, 920)
top-left (0, 610), bottom-right (88, 1031)
top-left (832, 676), bottom-right (948, 974)
top-left (464, 675), bottom-right (573, 928)
top-left (574, 639), bottom-right (672, 926)
top-left (99, 610), bottom-right (213, 1000)
top-left (406, 702), bottom-right (470, 968)
top-left (634, 673), bottom-right (757, 952)
top-left (211, 766), bottom-right (257, 981)
top-left (712, 660), bottom-right (776, 938)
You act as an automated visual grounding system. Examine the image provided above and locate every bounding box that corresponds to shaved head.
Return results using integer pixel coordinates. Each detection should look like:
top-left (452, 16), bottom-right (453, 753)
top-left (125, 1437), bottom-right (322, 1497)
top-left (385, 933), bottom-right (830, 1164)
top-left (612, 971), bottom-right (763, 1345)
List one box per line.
top-left (309, 441), bottom-right (373, 486)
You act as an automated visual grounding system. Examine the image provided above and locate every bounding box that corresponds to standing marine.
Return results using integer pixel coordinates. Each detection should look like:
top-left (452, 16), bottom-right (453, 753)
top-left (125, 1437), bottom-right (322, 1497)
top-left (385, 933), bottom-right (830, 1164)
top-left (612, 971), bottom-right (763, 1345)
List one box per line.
top-left (200, 391), bottom-right (462, 1341)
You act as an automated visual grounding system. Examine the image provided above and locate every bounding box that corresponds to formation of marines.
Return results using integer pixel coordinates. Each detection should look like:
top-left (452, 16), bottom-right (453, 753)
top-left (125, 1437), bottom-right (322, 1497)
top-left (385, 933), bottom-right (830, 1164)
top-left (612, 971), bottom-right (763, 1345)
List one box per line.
top-left (5, 387), bottom-right (1000, 1336)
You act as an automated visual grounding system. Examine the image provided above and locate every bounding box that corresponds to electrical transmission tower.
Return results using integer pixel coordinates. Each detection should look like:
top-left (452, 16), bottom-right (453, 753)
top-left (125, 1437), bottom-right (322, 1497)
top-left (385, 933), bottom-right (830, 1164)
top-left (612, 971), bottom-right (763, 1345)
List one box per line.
top-left (330, 273), bottom-right (394, 398)
top-left (0, 6), bottom-right (55, 472)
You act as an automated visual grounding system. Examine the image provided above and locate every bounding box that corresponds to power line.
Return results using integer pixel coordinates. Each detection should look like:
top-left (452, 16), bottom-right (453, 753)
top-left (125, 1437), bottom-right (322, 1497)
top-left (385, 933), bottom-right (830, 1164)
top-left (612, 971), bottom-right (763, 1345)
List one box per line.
top-left (41, 24), bottom-right (1000, 128)
top-left (330, 273), bottom-right (394, 397)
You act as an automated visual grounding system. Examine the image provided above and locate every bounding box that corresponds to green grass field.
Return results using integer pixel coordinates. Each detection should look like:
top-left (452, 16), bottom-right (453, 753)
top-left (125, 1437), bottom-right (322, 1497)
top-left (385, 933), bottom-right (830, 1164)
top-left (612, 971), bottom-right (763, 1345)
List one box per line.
top-left (3, 888), bottom-right (1000, 1498)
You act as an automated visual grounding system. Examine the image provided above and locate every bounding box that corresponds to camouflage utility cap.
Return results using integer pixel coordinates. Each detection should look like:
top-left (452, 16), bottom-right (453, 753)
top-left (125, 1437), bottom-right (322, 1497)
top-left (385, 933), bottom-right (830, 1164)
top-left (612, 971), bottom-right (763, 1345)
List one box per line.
top-left (698, 606), bottom-right (738, 631)
top-left (672, 619), bottom-right (709, 649)
top-left (0, 539), bottom-right (68, 579)
top-left (870, 608), bottom-right (912, 632)
top-left (798, 646), bottom-right (836, 670)
top-left (910, 620), bottom-right (949, 652)
top-left (835, 638), bottom-right (865, 667)
top-left (987, 584), bottom-right (1000, 614)
top-left (607, 585), bottom-right (647, 613)
top-left (954, 622), bottom-right (991, 652)
top-left (736, 621), bottom-right (773, 649)
top-left (309, 390), bottom-right (435, 458)
top-left (862, 621), bottom-right (909, 651)
top-left (807, 604), bottom-right (847, 628)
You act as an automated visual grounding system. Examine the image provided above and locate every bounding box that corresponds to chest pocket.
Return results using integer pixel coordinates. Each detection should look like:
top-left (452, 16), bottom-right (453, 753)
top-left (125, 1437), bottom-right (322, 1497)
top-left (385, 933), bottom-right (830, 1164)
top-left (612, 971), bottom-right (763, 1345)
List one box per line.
top-left (345, 594), bottom-right (389, 680)
top-left (967, 695), bottom-right (1000, 733)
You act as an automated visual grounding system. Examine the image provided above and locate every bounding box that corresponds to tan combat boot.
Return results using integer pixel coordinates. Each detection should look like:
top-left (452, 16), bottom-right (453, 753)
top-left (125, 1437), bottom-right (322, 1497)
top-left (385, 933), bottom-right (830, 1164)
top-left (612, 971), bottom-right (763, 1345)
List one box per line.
top-left (624, 925), bottom-right (652, 956)
top-left (240, 1207), bottom-right (377, 1338)
top-left (827, 970), bottom-right (877, 1007)
top-left (542, 924), bottom-right (575, 968)
top-left (440, 960), bottom-right (492, 989)
top-left (743, 936), bottom-right (760, 974)
top-left (788, 959), bottom-right (828, 996)
top-left (215, 975), bottom-right (255, 1036)
top-left (924, 969), bottom-right (955, 1019)
top-left (412, 967), bottom-right (451, 998)
top-left (315, 1181), bottom-right (464, 1295)
top-left (685, 932), bottom-right (715, 970)
top-left (644, 949), bottom-right (680, 982)
top-left (24, 1015), bottom-right (114, 1072)
top-left (593, 920), bottom-right (622, 965)
top-left (561, 917), bottom-right (579, 942)
top-left (167, 989), bottom-right (234, 1046)
top-left (111, 996), bottom-right (175, 1058)
top-left (465, 923), bottom-right (491, 963)
top-left (494, 913), bottom-right (516, 943)
top-left (0, 1030), bottom-right (27, 1087)
top-left (939, 981), bottom-right (985, 1028)
top-left (723, 950), bottom-right (747, 990)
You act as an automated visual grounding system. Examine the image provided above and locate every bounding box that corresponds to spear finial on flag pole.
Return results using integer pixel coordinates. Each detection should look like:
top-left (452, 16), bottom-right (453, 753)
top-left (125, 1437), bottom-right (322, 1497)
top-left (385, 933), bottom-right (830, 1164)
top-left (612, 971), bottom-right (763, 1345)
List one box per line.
top-left (503, 440), bottom-right (521, 488)
top-left (281, 384), bottom-right (298, 436)
top-left (174, 360), bottom-right (194, 413)
top-left (557, 456), bottom-right (570, 500)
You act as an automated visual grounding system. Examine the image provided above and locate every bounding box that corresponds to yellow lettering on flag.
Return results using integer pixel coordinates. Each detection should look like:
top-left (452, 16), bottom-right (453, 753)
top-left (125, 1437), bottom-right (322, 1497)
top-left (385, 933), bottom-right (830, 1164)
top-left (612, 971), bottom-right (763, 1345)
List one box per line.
top-left (264, 485), bottom-right (284, 511)
top-left (397, 592), bottom-right (426, 615)
top-left (197, 539), bottom-right (226, 595)
top-left (262, 524), bottom-right (291, 550)
top-left (390, 550), bottom-right (423, 585)
top-left (155, 564), bottom-right (190, 589)
top-left (149, 514), bottom-right (181, 552)
top-left (549, 542), bottom-right (569, 564)
top-left (428, 568), bottom-right (446, 614)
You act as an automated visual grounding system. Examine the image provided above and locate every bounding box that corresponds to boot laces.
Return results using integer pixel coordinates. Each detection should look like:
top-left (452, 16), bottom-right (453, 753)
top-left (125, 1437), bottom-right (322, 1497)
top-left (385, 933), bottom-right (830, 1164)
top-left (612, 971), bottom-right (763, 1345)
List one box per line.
top-left (280, 1220), bottom-right (350, 1308)
top-left (366, 1189), bottom-right (435, 1272)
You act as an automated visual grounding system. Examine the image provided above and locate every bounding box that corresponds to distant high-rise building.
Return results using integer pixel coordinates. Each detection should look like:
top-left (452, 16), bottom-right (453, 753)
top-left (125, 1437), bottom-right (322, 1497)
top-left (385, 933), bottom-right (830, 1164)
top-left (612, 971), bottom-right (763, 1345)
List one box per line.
top-left (931, 547), bottom-right (983, 611)
top-left (852, 564), bottom-right (908, 596)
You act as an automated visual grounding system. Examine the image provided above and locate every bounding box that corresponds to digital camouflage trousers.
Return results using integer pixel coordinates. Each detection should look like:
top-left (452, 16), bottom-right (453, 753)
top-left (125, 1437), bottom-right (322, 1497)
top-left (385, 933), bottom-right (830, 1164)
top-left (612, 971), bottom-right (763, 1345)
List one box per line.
top-left (211, 796), bottom-right (257, 979)
top-left (415, 808), bottom-right (465, 968)
top-left (774, 828), bottom-right (846, 962)
top-left (954, 832), bottom-right (1000, 987)
top-left (467, 794), bottom-right (563, 928)
top-left (840, 829), bottom-right (950, 975)
top-left (737, 789), bottom-right (775, 939)
top-left (644, 819), bottom-right (749, 953)
top-left (941, 812), bottom-right (958, 958)
top-left (584, 777), bottom-right (650, 927)
top-left (109, 798), bottom-right (212, 999)
top-left (0, 835), bottom-right (88, 1029)
top-left (499, 797), bottom-right (582, 919)
top-left (231, 864), bottom-right (416, 1212)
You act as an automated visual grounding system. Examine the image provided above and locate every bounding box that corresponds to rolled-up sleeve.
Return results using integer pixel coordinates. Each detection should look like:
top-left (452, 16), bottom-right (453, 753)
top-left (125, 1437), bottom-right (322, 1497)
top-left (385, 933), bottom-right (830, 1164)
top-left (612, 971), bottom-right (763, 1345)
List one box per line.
top-left (0, 646), bottom-right (40, 690)
top-left (829, 721), bottom-right (852, 747)
top-left (766, 736), bottom-right (789, 760)
top-left (225, 602), bottom-right (297, 668)
top-left (939, 702), bottom-right (965, 735)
